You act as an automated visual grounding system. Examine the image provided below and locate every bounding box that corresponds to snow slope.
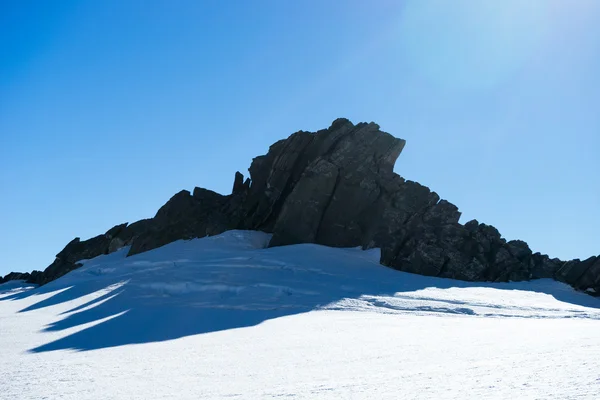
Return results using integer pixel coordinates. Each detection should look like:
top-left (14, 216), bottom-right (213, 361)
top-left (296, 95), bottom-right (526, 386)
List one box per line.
top-left (1, 230), bottom-right (599, 399)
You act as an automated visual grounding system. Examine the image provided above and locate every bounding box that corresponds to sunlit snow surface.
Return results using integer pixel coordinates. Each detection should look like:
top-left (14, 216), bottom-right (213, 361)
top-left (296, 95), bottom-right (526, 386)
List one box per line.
top-left (1, 230), bottom-right (599, 399)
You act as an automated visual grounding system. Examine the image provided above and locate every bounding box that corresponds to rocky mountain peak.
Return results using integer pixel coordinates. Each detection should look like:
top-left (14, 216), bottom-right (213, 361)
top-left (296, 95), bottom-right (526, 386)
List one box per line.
top-left (4, 119), bottom-right (598, 296)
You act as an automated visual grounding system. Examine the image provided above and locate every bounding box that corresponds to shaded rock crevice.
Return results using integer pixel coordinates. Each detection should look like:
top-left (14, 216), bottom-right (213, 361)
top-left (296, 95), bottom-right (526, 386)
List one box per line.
top-left (10, 118), bottom-right (597, 297)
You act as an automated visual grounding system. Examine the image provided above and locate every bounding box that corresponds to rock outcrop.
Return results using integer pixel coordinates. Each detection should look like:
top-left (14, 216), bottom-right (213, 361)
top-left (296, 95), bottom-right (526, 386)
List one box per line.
top-left (18, 119), bottom-right (599, 296)
top-left (0, 271), bottom-right (37, 284)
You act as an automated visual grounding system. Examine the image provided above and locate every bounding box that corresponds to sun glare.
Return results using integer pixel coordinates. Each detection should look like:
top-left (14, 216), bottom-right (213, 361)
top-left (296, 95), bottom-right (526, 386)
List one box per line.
top-left (397, 0), bottom-right (553, 92)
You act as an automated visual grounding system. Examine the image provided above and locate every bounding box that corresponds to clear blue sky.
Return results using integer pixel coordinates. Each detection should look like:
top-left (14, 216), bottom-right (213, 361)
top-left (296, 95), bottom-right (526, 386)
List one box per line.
top-left (1, 0), bottom-right (599, 275)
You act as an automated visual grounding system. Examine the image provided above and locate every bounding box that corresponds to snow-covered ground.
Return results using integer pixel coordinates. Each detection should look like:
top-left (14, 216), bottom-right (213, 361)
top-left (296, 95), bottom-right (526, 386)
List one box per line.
top-left (1, 230), bottom-right (599, 399)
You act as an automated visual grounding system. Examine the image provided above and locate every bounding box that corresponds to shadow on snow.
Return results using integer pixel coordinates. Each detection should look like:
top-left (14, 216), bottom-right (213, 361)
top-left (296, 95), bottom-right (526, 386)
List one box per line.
top-left (1, 232), bottom-right (598, 353)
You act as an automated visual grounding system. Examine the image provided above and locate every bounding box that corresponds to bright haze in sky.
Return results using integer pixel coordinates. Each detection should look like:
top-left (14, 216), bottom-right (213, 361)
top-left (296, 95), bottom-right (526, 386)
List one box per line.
top-left (1, 0), bottom-right (599, 275)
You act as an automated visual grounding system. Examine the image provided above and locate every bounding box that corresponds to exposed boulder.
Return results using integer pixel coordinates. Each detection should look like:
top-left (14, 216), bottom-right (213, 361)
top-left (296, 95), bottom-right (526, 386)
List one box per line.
top-left (556, 256), bottom-right (599, 289)
top-left (1, 272), bottom-right (32, 284)
top-left (242, 119), bottom-right (406, 248)
top-left (27, 223), bottom-right (129, 285)
top-left (127, 188), bottom-right (231, 256)
top-left (574, 258), bottom-right (600, 294)
top-left (23, 118), bottom-right (599, 296)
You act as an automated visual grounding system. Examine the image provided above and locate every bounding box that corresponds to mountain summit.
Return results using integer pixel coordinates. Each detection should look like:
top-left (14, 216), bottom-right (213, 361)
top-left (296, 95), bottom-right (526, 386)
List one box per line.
top-left (4, 119), bottom-right (598, 295)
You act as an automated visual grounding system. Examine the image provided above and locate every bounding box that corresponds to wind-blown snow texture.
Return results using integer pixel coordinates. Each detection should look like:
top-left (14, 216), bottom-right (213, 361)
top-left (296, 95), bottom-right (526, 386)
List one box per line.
top-left (1, 231), bottom-right (599, 399)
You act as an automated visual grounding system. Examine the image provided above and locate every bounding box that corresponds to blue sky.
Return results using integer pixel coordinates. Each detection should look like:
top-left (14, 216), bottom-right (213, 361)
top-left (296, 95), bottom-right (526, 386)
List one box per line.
top-left (1, 0), bottom-right (599, 275)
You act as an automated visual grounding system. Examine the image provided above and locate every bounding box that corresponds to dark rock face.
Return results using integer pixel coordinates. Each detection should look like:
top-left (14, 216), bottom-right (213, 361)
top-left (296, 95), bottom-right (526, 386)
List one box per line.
top-left (1, 271), bottom-right (33, 284)
top-left (127, 188), bottom-right (231, 256)
top-left (23, 118), bottom-right (600, 296)
top-left (27, 223), bottom-right (129, 285)
top-left (247, 119), bottom-right (405, 248)
top-left (25, 178), bottom-right (247, 285)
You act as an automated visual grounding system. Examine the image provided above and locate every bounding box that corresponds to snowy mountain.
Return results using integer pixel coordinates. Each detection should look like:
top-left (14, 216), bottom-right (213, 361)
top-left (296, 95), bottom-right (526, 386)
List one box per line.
top-left (7, 119), bottom-right (599, 297)
top-left (1, 230), bottom-right (599, 399)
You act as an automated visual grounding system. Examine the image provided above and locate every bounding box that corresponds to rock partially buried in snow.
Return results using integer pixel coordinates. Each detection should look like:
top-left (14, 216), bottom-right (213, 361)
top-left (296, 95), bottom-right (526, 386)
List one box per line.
top-left (17, 118), bottom-right (599, 296)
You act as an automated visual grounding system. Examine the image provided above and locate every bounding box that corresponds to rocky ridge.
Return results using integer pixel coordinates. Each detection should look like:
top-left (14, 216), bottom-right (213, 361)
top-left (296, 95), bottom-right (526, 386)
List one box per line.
top-left (3, 119), bottom-right (598, 295)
